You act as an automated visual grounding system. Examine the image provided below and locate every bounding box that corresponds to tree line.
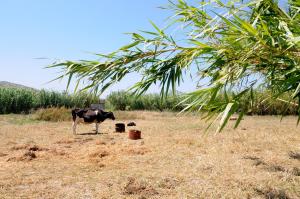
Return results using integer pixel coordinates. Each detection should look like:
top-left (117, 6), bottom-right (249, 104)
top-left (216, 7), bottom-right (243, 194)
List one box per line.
top-left (0, 88), bottom-right (98, 114)
top-left (0, 87), bottom-right (297, 115)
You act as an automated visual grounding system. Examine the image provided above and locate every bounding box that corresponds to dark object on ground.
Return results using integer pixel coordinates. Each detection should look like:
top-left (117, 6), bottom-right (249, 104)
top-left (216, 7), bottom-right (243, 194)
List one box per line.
top-left (291, 167), bottom-right (300, 176)
top-left (7, 151), bottom-right (37, 162)
top-left (115, 123), bottom-right (125, 133)
top-left (255, 188), bottom-right (291, 199)
top-left (127, 122), bottom-right (136, 126)
top-left (288, 151), bottom-right (300, 160)
top-left (129, 129), bottom-right (141, 140)
top-left (72, 108), bottom-right (115, 134)
top-left (29, 145), bottom-right (40, 151)
top-left (23, 151), bottom-right (36, 160)
top-left (0, 153), bottom-right (8, 157)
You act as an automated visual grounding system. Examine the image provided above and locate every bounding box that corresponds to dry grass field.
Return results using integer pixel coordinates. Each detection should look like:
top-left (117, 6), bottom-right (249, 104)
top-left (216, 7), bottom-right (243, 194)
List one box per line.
top-left (0, 111), bottom-right (299, 199)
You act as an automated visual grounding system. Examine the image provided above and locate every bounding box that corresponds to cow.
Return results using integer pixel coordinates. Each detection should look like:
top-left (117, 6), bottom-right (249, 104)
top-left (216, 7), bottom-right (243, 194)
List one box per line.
top-left (71, 108), bottom-right (115, 134)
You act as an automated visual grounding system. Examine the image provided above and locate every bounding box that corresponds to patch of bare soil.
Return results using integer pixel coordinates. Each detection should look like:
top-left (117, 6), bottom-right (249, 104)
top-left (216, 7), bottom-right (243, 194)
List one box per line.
top-left (95, 140), bottom-right (107, 145)
top-left (291, 167), bottom-right (300, 176)
top-left (123, 147), bottom-right (149, 155)
top-left (88, 150), bottom-right (109, 159)
top-left (266, 165), bottom-right (286, 173)
top-left (255, 188), bottom-right (291, 199)
top-left (243, 155), bottom-right (300, 177)
top-left (88, 149), bottom-right (109, 165)
top-left (10, 144), bottom-right (48, 151)
top-left (55, 139), bottom-right (76, 144)
top-left (243, 155), bottom-right (267, 166)
top-left (289, 151), bottom-right (300, 160)
top-left (7, 151), bottom-right (36, 162)
top-left (158, 177), bottom-right (181, 189)
top-left (55, 137), bottom-right (94, 145)
top-left (78, 137), bottom-right (94, 144)
top-left (49, 148), bottom-right (68, 156)
top-left (10, 144), bottom-right (29, 150)
top-left (0, 152), bottom-right (8, 157)
top-left (122, 177), bottom-right (159, 197)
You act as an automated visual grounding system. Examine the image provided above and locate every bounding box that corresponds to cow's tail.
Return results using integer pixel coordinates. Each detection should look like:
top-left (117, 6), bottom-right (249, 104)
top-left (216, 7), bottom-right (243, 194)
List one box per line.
top-left (71, 109), bottom-right (77, 122)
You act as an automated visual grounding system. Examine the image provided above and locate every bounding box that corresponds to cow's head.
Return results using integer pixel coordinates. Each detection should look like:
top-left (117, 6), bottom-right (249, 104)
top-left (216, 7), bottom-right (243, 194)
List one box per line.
top-left (107, 111), bottom-right (115, 120)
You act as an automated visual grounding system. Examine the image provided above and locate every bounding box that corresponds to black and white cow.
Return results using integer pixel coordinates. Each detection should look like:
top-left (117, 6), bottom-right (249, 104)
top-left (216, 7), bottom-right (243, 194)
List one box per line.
top-left (71, 108), bottom-right (115, 134)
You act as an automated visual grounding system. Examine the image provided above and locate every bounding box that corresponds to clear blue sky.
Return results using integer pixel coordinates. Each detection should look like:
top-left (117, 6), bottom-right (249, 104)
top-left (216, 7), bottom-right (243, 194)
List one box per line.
top-left (0, 0), bottom-right (197, 96)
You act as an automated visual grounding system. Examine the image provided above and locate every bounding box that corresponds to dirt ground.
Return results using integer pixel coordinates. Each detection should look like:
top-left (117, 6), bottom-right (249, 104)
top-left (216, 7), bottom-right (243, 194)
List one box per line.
top-left (0, 112), bottom-right (299, 199)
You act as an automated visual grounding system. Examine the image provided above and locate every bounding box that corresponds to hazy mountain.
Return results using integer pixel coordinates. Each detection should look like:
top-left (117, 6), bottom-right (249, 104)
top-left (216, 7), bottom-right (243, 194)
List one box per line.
top-left (0, 81), bottom-right (37, 90)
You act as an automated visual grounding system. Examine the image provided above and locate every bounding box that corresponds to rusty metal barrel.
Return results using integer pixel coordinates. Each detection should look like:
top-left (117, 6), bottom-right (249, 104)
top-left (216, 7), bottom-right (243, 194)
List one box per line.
top-left (128, 129), bottom-right (141, 140)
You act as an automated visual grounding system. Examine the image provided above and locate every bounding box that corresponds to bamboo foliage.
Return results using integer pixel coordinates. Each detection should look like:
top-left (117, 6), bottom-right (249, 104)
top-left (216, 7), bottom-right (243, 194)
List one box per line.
top-left (0, 88), bottom-right (297, 115)
top-left (0, 88), bottom-right (99, 114)
top-left (49, 0), bottom-right (300, 131)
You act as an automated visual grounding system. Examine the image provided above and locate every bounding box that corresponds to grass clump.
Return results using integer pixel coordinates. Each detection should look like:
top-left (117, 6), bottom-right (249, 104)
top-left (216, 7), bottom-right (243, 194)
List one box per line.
top-left (113, 111), bottom-right (146, 120)
top-left (34, 107), bottom-right (71, 122)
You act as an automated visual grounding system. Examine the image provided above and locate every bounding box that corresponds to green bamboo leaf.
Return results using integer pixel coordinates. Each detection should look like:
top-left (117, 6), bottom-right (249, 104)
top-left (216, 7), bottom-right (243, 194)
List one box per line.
top-left (292, 83), bottom-right (300, 98)
top-left (66, 73), bottom-right (73, 91)
top-left (234, 111), bottom-right (244, 129)
top-left (149, 20), bottom-right (167, 39)
top-left (190, 39), bottom-right (211, 48)
top-left (217, 102), bottom-right (235, 133)
top-left (132, 33), bottom-right (145, 40)
top-left (74, 80), bottom-right (81, 93)
top-left (298, 99), bottom-right (300, 125)
top-left (119, 41), bottom-right (140, 51)
top-left (140, 30), bottom-right (159, 36)
top-left (233, 14), bottom-right (258, 36)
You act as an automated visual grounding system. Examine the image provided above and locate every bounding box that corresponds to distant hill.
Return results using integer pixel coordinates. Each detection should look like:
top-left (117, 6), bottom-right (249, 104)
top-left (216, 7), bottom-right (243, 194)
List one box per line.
top-left (0, 81), bottom-right (37, 90)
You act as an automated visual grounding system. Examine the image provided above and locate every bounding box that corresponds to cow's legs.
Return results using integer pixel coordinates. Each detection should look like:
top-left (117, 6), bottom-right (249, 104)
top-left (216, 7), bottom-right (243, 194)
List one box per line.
top-left (72, 118), bottom-right (78, 134)
top-left (72, 122), bottom-right (76, 134)
top-left (95, 123), bottom-right (99, 134)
